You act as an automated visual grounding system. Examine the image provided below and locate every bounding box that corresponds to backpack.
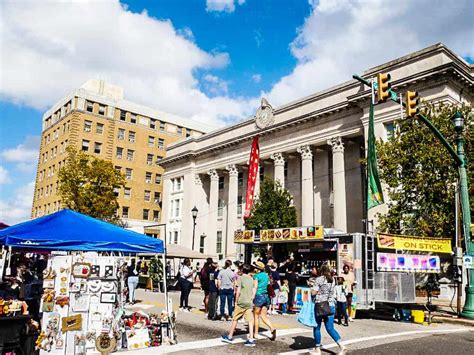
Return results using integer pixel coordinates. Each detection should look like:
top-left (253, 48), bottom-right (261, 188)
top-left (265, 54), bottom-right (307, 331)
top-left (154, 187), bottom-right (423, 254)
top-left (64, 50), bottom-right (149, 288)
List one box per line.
top-left (200, 265), bottom-right (209, 281)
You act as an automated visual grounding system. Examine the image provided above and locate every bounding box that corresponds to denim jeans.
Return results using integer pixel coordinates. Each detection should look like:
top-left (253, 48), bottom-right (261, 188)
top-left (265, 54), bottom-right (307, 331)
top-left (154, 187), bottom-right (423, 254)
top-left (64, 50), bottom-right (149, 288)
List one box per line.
top-left (179, 279), bottom-right (193, 308)
top-left (219, 288), bottom-right (234, 317)
top-left (281, 303), bottom-right (288, 314)
top-left (336, 301), bottom-right (348, 324)
top-left (313, 305), bottom-right (341, 346)
top-left (127, 276), bottom-right (139, 302)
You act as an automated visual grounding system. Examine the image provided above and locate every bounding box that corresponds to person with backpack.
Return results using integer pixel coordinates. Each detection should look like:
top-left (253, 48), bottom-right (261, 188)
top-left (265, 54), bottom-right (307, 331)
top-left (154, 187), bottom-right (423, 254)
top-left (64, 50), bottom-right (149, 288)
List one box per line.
top-left (208, 262), bottom-right (220, 320)
top-left (200, 258), bottom-right (213, 313)
top-left (217, 259), bottom-right (237, 320)
top-left (310, 264), bottom-right (346, 354)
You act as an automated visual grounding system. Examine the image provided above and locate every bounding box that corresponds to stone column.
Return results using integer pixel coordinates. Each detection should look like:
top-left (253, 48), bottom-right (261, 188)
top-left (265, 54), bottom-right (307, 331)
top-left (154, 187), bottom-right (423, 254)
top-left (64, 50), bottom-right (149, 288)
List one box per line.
top-left (193, 174), bottom-right (206, 251)
top-left (297, 145), bottom-right (314, 226)
top-left (226, 164), bottom-right (239, 257)
top-left (328, 137), bottom-right (347, 232)
top-left (270, 153), bottom-right (285, 188)
top-left (254, 164), bottom-right (261, 198)
top-left (207, 169), bottom-right (219, 255)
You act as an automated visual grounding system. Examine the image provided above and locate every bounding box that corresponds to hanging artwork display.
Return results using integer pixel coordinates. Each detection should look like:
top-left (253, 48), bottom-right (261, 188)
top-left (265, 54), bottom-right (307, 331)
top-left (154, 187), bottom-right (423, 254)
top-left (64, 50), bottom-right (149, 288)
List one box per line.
top-left (376, 253), bottom-right (440, 273)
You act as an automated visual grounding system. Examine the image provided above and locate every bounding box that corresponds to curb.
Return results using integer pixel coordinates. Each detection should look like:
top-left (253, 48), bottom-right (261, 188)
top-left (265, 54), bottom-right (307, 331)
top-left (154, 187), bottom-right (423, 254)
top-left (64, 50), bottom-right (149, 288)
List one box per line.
top-left (432, 316), bottom-right (474, 327)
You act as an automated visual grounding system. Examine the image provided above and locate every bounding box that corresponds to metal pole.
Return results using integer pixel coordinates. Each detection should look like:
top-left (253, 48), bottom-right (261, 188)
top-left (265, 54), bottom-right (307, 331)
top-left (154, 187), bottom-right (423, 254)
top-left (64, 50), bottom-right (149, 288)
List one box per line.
top-left (192, 218), bottom-right (196, 251)
top-left (455, 182), bottom-right (462, 315)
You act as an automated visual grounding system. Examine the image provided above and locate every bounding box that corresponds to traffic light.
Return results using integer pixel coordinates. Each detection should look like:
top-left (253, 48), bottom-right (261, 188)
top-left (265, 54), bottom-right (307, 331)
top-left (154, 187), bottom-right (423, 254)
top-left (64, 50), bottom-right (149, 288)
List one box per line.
top-left (405, 90), bottom-right (419, 117)
top-left (453, 265), bottom-right (463, 284)
top-left (377, 73), bottom-right (391, 102)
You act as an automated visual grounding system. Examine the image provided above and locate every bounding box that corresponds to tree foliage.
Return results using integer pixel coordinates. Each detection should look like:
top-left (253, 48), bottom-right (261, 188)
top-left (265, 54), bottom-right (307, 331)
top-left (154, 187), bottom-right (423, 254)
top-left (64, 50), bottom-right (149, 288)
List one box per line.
top-left (58, 147), bottom-right (126, 224)
top-left (376, 102), bottom-right (472, 238)
top-left (245, 177), bottom-right (298, 234)
top-left (149, 257), bottom-right (163, 282)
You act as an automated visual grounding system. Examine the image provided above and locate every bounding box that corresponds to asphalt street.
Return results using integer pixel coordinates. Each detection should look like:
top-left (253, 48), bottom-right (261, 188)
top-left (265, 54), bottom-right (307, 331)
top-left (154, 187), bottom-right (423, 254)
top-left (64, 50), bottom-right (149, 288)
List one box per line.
top-left (126, 289), bottom-right (473, 354)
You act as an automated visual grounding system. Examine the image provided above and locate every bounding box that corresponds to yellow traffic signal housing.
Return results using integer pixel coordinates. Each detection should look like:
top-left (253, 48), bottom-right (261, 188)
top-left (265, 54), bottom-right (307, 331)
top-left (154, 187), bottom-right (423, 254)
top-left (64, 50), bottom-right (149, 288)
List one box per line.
top-left (377, 73), bottom-right (391, 102)
top-left (405, 90), bottom-right (419, 117)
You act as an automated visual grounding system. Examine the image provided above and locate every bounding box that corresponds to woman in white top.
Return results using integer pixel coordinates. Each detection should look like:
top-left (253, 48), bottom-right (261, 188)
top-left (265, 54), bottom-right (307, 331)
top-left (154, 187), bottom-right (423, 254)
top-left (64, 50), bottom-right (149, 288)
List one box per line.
top-left (179, 258), bottom-right (194, 311)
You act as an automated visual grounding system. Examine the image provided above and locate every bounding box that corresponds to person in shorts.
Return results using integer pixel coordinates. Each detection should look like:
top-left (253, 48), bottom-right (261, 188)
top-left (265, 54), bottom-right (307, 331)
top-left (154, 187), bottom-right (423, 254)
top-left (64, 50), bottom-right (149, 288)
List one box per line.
top-left (253, 261), bottom-right (276, 341)
top-left (221, 264), bottom-right (257, 347)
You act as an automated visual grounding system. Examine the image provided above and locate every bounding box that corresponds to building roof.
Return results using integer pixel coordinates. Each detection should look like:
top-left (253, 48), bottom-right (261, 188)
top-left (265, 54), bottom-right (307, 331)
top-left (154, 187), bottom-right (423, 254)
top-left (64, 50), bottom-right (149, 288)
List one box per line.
top-left (43, 79), bottom-right (216, 133)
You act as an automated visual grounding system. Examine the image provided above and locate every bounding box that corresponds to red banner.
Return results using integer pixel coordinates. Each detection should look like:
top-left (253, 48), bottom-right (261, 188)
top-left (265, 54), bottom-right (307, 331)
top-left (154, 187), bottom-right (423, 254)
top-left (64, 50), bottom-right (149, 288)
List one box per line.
top-left (244, 136), bottom-right (260, 219)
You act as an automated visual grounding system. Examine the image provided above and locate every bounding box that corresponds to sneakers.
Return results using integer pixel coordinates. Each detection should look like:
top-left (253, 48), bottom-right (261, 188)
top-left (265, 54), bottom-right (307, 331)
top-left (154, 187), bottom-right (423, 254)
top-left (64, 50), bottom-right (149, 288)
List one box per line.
top-left (221, 335), bottom-right (233, 344)
top-left (309, 347), bottom-right (321, 355)
top-left (270, 329), bottom-right (277, 341)
top-left (244, 339), bottom-right (256, 347)
top-left (338, 344), bottom-right (347, 354)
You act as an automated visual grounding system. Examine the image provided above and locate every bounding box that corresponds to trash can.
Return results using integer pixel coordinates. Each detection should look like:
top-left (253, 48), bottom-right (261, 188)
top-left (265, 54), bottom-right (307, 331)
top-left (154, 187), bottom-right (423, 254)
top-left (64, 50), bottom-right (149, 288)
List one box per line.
top-left (412, 310), bottom-right (424, 324)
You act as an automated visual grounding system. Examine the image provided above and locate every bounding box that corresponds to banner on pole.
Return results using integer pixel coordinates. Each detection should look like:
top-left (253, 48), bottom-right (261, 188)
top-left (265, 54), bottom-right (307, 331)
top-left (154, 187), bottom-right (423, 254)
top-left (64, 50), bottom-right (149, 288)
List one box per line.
top-left (377, 233), bottom-right (452, 253)
top-left (243, 136), bottom-right (260, 219)
top-left (367, 100), bottom-right (384, 209)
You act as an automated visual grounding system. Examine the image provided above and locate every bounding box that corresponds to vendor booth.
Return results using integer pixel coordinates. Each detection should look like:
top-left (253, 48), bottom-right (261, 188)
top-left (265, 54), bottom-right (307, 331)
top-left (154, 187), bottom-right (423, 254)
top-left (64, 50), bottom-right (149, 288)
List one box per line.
top-left (0, 209), bottom-right (174, 354)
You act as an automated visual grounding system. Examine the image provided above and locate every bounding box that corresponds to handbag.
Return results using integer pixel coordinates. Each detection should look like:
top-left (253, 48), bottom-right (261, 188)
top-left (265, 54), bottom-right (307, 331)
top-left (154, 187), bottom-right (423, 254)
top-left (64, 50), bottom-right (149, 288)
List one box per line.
top-left (315, 280), bottom-right (335, 317)
top-left (297, 301), bottom-right (318, 327)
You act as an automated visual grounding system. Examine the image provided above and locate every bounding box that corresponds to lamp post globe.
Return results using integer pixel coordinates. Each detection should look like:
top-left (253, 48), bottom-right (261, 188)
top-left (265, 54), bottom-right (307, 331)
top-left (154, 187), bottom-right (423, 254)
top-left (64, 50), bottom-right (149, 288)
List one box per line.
top-left (191, 206), bottom-right (198, 251)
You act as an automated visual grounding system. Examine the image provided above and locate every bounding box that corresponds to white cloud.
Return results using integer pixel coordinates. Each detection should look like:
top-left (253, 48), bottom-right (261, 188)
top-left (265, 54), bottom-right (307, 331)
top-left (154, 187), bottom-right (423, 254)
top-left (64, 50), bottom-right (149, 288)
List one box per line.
top-left (0, 0), bottom-right (253, 128)
top-left (0, 166), bottom-right (10, 185)
top-left (206, 0), bottom-right (245, 13)
top-left (0, 181), bottom-right (35, 225)
top-left (252, 74), bottom-right (262, 83)
top-left (0, 136), bottom-right (40, 163)
top-left (203, 74), bottom-right (229, 96)
top-left (265, 0), bottom-right (474, 106)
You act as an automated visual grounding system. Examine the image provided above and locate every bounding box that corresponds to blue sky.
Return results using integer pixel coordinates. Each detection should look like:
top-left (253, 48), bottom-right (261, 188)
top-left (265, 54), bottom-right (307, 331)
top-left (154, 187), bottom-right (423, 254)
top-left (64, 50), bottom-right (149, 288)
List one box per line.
top-left (0, 0), bottom-right (473, 224)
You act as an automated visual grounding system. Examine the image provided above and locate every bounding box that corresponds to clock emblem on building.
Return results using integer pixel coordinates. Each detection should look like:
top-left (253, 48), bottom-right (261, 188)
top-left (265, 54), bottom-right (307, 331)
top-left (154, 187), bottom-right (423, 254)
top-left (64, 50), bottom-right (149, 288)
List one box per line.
top-left (255, 98), bottom-right (274, 129)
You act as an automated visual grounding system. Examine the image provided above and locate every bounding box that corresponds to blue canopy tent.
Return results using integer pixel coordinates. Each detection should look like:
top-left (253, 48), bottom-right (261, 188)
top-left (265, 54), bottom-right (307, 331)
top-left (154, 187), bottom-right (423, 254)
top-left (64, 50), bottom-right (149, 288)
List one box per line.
top-left (0, 209), bottom-right (163, 253)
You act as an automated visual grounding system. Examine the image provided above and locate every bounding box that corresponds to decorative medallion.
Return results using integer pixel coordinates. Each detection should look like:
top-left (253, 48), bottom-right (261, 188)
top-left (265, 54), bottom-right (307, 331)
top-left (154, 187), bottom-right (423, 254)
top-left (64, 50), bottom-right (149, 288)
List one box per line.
top-left (255, 98), bottom-right (274, 129)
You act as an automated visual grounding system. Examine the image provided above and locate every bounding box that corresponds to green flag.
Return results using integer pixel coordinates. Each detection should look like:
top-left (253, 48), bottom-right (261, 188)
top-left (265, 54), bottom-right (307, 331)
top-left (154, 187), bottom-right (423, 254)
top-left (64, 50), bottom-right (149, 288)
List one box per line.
top-left (367, 101), bottom-right (384, 209)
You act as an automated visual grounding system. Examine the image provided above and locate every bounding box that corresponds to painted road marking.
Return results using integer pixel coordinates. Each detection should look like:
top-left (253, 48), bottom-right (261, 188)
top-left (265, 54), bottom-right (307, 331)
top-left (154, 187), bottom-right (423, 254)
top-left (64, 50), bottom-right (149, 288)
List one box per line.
top-left (278, 327), bottom-right (473, 354)
top-left (124, 327), bottom-right (309, 354)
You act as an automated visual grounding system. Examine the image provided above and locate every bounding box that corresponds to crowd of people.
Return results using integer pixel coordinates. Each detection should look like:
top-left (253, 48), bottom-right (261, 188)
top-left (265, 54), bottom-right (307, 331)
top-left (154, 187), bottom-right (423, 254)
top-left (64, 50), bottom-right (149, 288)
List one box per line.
top-left (176, 256), bottom-right (355, 352)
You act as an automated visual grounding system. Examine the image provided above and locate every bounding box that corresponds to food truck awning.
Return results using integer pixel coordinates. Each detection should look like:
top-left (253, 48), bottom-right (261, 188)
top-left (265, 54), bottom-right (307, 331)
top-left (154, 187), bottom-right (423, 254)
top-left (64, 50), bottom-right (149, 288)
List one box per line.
top-left (0, 209), bottom-right (164, 253)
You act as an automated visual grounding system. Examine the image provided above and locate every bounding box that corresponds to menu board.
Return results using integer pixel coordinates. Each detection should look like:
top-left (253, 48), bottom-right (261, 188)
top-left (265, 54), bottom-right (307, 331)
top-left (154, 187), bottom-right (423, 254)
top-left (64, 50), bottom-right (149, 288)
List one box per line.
top-left (377, 252), bottom-right (440, 273)
top-left (234, 230), bottom-right (255, 243)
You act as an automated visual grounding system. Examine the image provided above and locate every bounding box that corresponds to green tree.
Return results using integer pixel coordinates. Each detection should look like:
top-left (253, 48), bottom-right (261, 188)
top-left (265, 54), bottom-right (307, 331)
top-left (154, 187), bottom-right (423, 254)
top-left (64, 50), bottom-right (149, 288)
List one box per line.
top-left (245, 177), bottom-right (298, 234)
top-left (58, 147), bottom-right (126, 224)
top-left (376, 102), bottom-right (472, 238)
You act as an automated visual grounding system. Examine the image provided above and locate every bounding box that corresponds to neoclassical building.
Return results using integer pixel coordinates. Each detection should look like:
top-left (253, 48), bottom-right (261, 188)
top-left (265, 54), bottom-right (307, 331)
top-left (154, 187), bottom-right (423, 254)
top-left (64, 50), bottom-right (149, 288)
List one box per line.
top-left (161, 44), bottom-right (473, 259)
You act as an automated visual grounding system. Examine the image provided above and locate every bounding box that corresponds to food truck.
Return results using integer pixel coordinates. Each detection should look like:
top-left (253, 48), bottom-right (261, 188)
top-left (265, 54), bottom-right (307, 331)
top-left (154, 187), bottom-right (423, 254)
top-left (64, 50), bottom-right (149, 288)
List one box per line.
top-left (235, 226), bottom-right (418, 311)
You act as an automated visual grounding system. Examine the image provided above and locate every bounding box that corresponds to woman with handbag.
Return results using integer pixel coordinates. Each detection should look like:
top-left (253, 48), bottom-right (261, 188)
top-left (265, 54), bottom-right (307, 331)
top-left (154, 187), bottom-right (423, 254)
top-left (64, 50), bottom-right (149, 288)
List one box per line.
top-left (252, 261), bottom-right (277, 342)
top-left (310, 264), bottom-right (346, 354)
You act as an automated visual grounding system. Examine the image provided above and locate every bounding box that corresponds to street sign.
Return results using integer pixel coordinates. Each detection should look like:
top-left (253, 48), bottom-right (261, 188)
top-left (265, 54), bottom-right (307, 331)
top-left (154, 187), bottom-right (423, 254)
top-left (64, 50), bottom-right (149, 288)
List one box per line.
top-left (463, 255), bottom-right (474, 269)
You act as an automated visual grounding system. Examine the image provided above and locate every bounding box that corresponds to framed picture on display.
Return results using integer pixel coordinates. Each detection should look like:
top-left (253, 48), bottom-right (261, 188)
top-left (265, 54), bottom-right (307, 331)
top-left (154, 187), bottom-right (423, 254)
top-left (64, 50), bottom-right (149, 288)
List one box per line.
top-left (100, 292), bottom-right (116, 304)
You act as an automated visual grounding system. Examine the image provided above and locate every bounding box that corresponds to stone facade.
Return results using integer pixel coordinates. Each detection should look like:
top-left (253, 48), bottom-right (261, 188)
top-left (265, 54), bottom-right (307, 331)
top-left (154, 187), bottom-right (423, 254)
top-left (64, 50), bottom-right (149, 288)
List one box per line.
top-left (160, 44), bottom-right (473, 258)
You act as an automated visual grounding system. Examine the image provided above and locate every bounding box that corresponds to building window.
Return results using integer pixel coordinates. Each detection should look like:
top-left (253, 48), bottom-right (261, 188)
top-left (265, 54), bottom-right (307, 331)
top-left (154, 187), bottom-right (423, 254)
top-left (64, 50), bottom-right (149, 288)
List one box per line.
top-left (144, 190), bottom-right (151, 202)
top-left (130, 114), bottom-right (137, 124)
top-left (113, 187), bottom-right (120, 197)
top-left (216, 231), bottom-right (223, 254)
top-left (237, 195), bottom-right (243, 215)
top-left (172, 198), bottom-right (181, 218)
top-left (145, 172), bottom-right (152, 183)
top-left (158, 138), bottom-right (165, 149)
top-left (155, 174), bottom-right (162, 184)
top-left (173, 177), bottom-right (182, 191)
top-left (125, 168), bottom-right (133, 180)
top-left (128, 131), bottom-right (135, 143)
top-left (115, 166), bottom-right (121, 174)
top-left (143, 209), bottom-right (149, 220)
top-left (120, 110), bottom-right (127, 121)
top-left (116, 147), bottom-right (123, 159)
top-left (148, 136), bottom-right (155, 147)
top-left (218, 199), bottom-right (224, 218)
top-left (154, 191), bottom-right (161, 204)
top-left (177, 126), bottom-right (183, 135)
top-left (149, 119), bottom-right (156, 129)
top-left (81, 140), bottom-right (90, 151)
top-left (199, 235), bottom-right (205, 254)
top-left (385, 122), bottom-right (396, 140)
top-left (153, 210), bottom-right (159, 222)
top-left (98, 104), bottom-right (106, 116)
top-left (122, 206), bottom-right (129, 218)
top-left (259, 166), bottom-right (264, 182)
top-left (96, 123), bottom-right (104, 134)
top-left (284, 161), bottom-right (288, 179)
top-left (169, 231), bottom-right (179, 244)
top-left (219, 176), bottom-right (224, 190)
top-left (86, 101), bottom-right (94, 113)
top-left (94, 142), bottom-right (102, 154)
top-left (118, 128), bottom-right (125, 140)
top-left (147, 154), bottom-right (153, 165)
top-left (186, 129), bottom-right (191, 138)
top-left (127, 149), bottom-right (134, 161)
top-left (124, 187), bottom-right (131, 199)
top-left (156, 156), bottom-right (163, 164)
top-left (84, 120), bottom-right (92, 132)
top-left (159, 121), bottom-right (166, 131)
top-left (238, 172), bottom-right (243, 187)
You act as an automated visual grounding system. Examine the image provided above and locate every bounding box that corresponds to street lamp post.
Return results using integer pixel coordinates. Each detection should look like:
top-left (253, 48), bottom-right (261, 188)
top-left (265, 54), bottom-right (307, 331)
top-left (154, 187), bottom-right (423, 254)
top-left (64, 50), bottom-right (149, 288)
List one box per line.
top-left (453, 112), bottom-right (474, 319)
top-left (191, 206), bottom-right (198, 251)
